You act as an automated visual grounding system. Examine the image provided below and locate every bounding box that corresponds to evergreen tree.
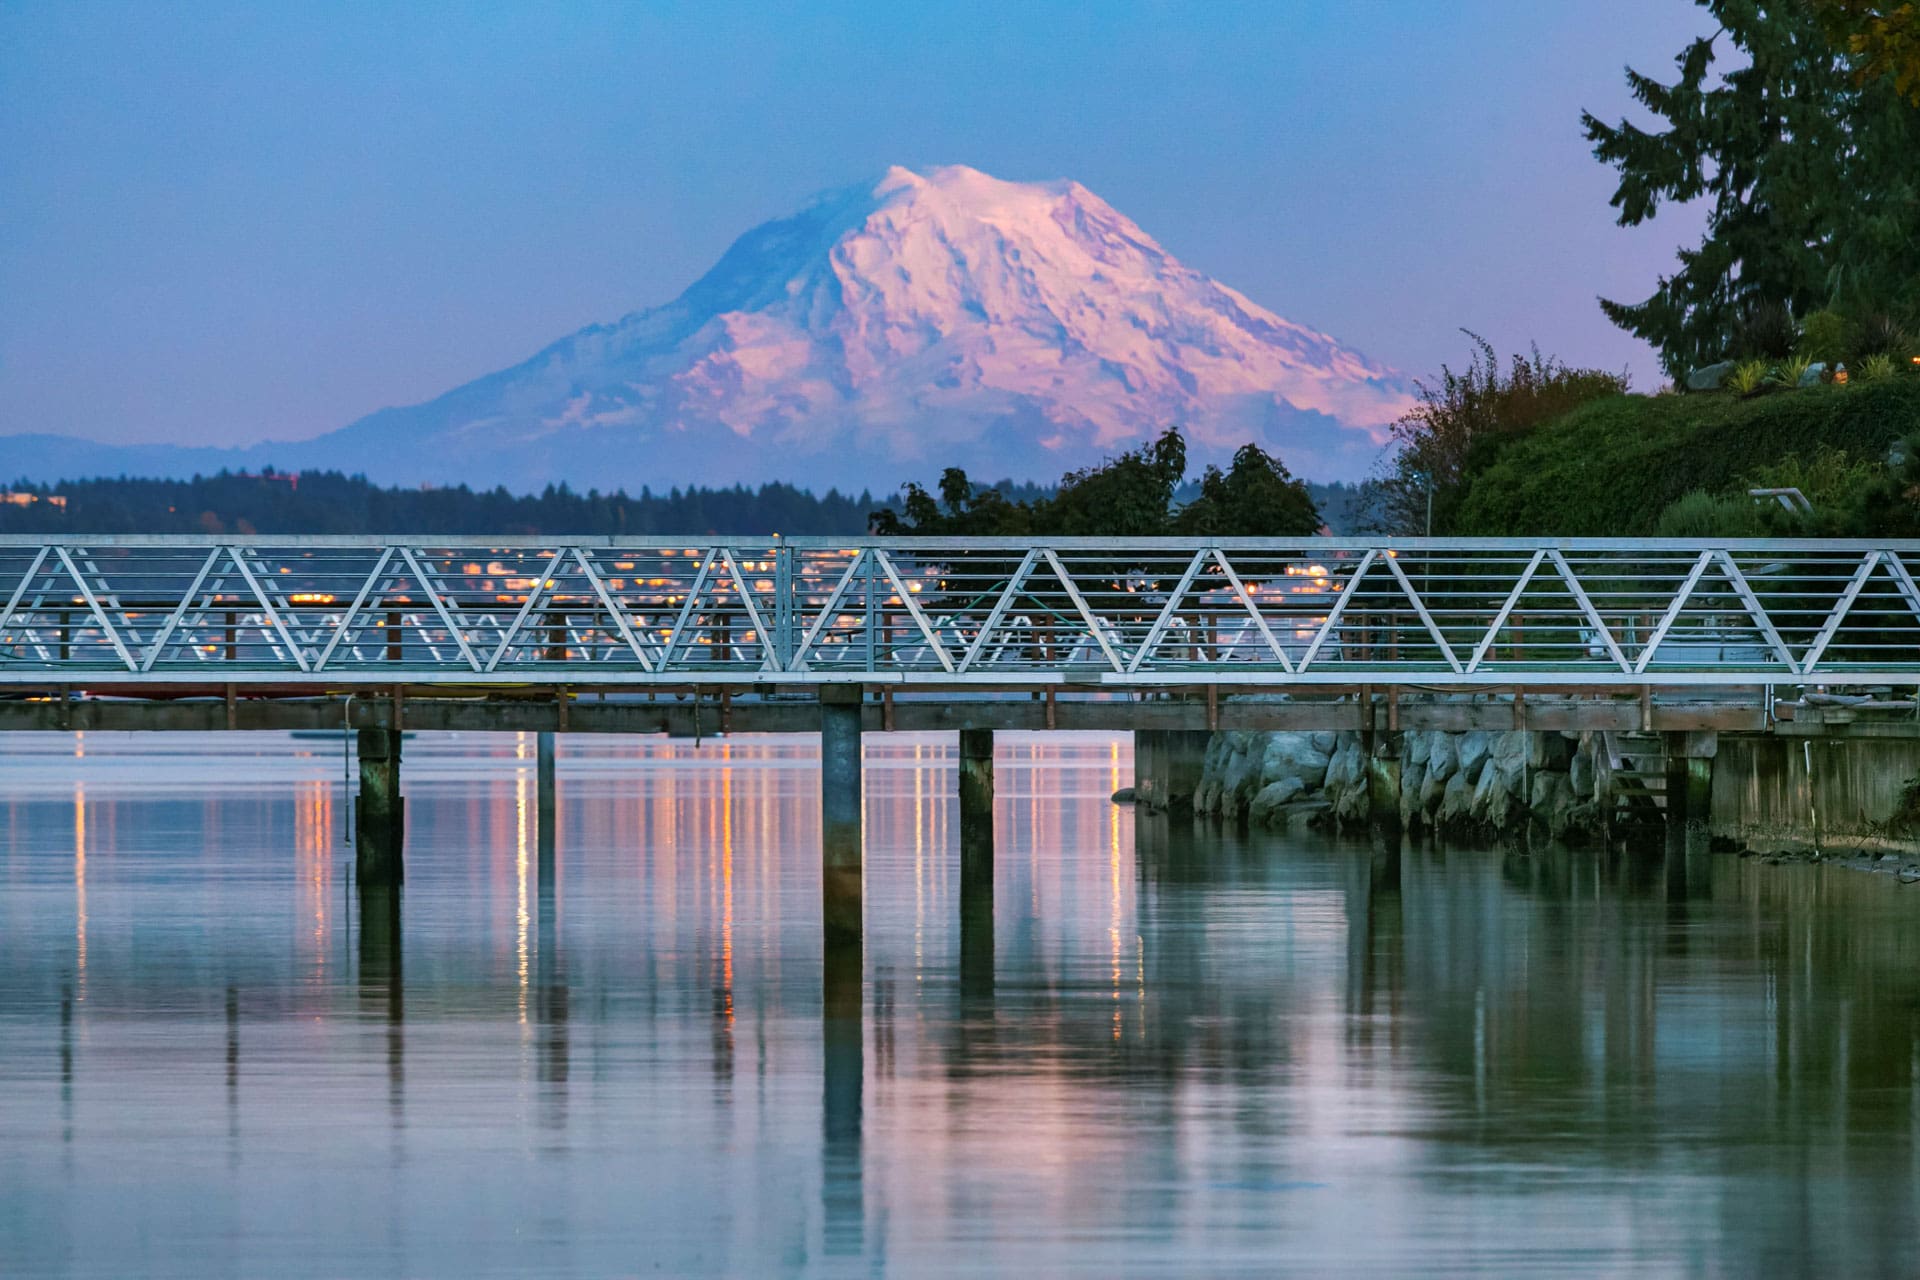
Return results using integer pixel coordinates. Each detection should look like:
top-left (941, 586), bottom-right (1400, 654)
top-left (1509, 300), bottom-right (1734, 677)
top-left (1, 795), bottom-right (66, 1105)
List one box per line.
top-left (1583, 1), bottom-right (1920, 378)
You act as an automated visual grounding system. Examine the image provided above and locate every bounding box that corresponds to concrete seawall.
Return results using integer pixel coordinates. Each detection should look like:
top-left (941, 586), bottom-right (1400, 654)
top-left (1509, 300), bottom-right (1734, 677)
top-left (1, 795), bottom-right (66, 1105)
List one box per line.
top-left (1712, 736), bottom-right (1920, 855)
top-left (1154, 725), bottom-right (1920, 858)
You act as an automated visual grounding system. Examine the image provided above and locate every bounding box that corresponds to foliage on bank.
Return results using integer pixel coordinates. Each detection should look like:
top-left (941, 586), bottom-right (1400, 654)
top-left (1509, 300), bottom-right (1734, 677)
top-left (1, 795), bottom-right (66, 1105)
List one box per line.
top-left (1359, 333), bottom-right (1628, 534)
top-left (1451, 377), bottom-right (1920, 535)
top-left (870, 427), bottom-right (1323, 537)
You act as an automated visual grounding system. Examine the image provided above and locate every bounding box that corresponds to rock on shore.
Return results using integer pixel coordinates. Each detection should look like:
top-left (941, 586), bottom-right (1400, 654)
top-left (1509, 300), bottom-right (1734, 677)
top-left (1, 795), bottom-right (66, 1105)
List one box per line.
top-left (1193, 728), bottom-right (1604, 840)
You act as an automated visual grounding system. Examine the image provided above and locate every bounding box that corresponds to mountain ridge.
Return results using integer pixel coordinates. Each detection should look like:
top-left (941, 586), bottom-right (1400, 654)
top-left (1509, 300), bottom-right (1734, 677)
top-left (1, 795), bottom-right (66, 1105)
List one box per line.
top-left (2, 165), bottom-right (1414, 491)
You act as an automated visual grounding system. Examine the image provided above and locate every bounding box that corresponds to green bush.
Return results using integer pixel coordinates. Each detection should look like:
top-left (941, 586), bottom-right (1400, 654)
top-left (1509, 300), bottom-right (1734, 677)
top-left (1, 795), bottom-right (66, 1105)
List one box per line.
top-left (1453, 379), bottom-right (1920, 535)
top-left (1358, 333), bottom-right (1625, 534)
top-left (1799, 309), bottom-right (1851, 364)
top-left (1653, 490), bottom-right (1772, 537)
top-left (1859, 352), bottom-right (1897, 381)
top-left (1746, 446), bottom-right (1878, 508)
top-left (1815, 434), bottom-right (1920, 537)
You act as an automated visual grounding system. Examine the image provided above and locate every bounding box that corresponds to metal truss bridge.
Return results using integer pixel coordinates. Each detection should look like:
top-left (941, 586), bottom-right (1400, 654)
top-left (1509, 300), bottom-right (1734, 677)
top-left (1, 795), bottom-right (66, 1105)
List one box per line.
top-left (1, 535), bottom-right (1918, 692)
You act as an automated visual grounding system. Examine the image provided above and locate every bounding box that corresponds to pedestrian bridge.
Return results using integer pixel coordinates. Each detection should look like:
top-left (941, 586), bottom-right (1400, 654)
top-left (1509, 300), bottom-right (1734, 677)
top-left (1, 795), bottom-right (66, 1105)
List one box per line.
top-left (2, 535), bottom-right (1917, 688)
top-left (5, 533), bottom-right (1915, 935)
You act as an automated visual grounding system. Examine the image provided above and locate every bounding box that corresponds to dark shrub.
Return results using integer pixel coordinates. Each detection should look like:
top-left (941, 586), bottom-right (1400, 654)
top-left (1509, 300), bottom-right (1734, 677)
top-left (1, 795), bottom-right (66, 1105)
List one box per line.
top-left (1733, 301), bottom-right (1800, 361)
top-left (1854, 312), bottom-right (1914, 359)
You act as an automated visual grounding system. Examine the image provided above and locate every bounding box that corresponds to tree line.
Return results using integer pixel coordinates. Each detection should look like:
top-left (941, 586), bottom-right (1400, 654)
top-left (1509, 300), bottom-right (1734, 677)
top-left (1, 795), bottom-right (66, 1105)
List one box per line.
top-left (0, 469), bottom-right (882, 536)
top-left (0, 460), bottom-right (1361, 537)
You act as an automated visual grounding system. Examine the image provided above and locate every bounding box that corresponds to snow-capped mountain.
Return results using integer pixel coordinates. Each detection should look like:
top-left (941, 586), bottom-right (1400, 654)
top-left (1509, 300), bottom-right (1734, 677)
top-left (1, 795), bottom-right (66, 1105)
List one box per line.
top-left (6, 166), bottom-right (1415, 491)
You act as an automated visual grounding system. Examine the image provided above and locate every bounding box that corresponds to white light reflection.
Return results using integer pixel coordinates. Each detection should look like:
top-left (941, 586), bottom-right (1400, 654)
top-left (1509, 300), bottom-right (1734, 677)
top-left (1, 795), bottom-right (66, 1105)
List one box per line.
top-left (73, 782), bottom-right (87, 1000)
top-left (515, 734), bottom-right (530, 1026)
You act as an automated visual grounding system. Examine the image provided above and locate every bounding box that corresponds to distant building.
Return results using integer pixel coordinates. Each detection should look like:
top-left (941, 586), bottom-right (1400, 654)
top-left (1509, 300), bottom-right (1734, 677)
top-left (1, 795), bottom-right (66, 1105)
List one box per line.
top-left (1, 492), bottom-right (66, 509)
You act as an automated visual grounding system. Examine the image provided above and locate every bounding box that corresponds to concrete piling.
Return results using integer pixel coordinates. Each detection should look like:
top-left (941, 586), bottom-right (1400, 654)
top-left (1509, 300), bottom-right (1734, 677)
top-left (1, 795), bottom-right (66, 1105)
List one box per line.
top-left (958, 728), bottom-right (994, 875)
top-left (1133, 729), bottom-right (1208, 812)
top-left (355, 728), bottom-right (405, 885)
top-left (1366, 732), bottom-right (1403, 832)
top-left (820, 686), bottom-right (864, 947)
top-left (536, 730), bottom-right (557, 881)
top-left (1664, 731), bottom-right (1716, 856)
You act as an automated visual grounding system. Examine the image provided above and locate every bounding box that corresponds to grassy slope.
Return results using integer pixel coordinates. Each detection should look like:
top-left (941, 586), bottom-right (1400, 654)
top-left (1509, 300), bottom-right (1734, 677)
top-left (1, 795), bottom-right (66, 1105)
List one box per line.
top-left (1454, 380), bottom-right (1920, 535)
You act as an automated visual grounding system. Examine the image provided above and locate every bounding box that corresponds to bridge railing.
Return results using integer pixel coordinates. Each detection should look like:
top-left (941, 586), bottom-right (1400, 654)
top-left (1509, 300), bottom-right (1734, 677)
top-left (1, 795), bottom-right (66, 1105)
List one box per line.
top-left (1, 535), bottom-right (1916, 686)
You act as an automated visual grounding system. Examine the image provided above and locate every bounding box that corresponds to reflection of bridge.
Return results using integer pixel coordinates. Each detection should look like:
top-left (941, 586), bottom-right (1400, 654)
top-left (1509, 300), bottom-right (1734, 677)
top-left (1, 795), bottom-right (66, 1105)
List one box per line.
top-left (4, 535), bottom-right (1918, 937)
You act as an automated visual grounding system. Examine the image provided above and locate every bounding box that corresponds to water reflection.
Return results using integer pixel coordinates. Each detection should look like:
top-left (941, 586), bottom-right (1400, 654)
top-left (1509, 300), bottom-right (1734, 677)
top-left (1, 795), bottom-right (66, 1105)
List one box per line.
top-left (2, 730), bottom-right (1919, 1274)
top-left (357, 883), bottom-right (404, 1125)
top-left (821, 934), bottom-right (864, 1257)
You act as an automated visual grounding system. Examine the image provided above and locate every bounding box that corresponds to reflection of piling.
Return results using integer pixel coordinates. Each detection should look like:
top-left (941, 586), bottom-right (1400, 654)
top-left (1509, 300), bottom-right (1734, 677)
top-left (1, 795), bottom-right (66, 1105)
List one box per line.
top-left (1348, 831), bottom-right (1406, 1033)
top-left (536, 730), bottom-right (557, 883)
top-left (59, 984), bottom-right (73, 1144)
top-left (821, 935), bottom-right (864, 1256)
top-left (357, 884), bottom-right (403, 1005)
top-left (357, 883), bottom-right (404, 1112)
top-left (536, 868), bottom-right (569, 1120)
top-left (820, 687), bottom-right (864, 947)
top-left (355, 729), bottom-right (405, 884)
top-left (958, 729), bottom-right (994, 999)
top-left (1369, 827), bottom-right (1402, 894)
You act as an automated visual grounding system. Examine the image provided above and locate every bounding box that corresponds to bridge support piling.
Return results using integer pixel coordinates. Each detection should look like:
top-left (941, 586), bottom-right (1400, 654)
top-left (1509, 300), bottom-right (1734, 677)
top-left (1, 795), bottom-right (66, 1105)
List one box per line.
top-left (958, 728), bottom-right (994, 873)
top-left (536, 730), bottom-right (557, 879)
top-left (820, 687), bottom-right (864, 947)
top-left (1367, 733), bottom-right (1403, 831)
top-left (355, 728), bottom-right (405, 885)
top-left (958, 728), bottom-right (994, 995)
top-left (1664, 731), bottom-right (1716, 855)
top-left (1134, 729), bottom-right (1208, 813)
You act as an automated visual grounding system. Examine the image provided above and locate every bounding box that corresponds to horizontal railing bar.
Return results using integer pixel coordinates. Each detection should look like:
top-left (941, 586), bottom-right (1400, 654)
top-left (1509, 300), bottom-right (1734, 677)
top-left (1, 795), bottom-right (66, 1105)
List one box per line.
top-left (1, 534), bottom-right (1920, 551)
top-left (3, 668), bottom-right (1916, 687)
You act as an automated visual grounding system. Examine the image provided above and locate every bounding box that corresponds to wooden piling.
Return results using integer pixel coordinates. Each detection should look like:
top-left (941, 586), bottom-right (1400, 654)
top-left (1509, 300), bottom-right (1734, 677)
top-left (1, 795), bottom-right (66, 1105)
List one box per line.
top-left (355, 728), bottom-right (405, 885)
top-left (820, 686), bottom-right (864, 947)
top-left (958, 728), bottom-right (994, 995)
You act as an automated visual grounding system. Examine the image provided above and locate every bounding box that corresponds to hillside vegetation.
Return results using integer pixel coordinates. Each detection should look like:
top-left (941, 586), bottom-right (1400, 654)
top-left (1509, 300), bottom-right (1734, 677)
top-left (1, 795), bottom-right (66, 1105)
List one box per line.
top-left (1452, 379), bottom-right (1920, 535)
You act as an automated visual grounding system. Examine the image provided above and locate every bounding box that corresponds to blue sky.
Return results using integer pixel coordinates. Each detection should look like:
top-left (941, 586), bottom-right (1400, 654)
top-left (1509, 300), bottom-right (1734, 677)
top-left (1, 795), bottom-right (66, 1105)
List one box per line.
top-left (0, 1), bottom-right (1713, 449)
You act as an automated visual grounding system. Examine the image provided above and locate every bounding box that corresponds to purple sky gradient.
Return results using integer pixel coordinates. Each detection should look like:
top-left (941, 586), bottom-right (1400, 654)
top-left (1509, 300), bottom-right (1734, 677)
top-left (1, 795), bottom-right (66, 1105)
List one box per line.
top-left (0, 1), bottom-right (1713, 450)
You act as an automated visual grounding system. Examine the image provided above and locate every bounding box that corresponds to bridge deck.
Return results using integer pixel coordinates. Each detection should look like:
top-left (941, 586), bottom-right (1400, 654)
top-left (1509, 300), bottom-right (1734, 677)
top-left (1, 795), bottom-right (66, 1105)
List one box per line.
top-left (0, 686), bottom-right (1844, 736)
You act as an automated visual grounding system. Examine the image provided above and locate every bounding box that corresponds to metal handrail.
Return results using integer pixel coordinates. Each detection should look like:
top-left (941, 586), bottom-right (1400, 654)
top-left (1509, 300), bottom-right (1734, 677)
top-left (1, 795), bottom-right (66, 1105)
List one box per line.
top-left (0, 536), bottom-right (1915, 686)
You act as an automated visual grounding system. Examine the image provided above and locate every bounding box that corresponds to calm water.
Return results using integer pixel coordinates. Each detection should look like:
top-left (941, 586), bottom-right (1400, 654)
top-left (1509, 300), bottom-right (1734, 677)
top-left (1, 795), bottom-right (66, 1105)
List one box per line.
top-left (3, 730), bottom-right (1919, 1277)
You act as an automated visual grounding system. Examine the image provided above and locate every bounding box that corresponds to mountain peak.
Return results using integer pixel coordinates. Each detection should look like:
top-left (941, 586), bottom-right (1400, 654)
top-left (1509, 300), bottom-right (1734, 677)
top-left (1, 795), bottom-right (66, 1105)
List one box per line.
top-left (3, 166), bottom-right (1416, 493)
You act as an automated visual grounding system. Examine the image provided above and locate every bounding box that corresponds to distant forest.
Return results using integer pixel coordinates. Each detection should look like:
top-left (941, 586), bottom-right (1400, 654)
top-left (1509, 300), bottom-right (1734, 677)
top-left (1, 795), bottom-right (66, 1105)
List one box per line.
top-left (0, 467), bottom-right (1362, 535)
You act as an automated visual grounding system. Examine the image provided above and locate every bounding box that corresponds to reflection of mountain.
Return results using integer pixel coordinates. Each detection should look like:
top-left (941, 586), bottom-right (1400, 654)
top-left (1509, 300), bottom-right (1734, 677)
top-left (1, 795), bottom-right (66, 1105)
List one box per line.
top-left (2, 166), bottom-right (1414, 491)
